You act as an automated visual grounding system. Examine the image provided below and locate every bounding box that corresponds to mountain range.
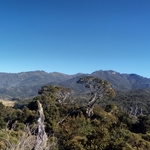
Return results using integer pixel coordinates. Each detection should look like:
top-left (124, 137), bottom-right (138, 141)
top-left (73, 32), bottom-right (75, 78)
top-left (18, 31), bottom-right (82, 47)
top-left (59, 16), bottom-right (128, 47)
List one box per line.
top-left (0, 70), bottom-right (150, 99)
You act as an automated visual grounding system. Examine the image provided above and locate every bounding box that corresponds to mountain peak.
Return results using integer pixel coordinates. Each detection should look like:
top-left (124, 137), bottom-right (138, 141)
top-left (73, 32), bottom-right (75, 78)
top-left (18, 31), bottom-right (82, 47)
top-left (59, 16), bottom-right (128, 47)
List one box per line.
top-left (0, 70), bottom-right (150, 99)
top-left (92, 70), bottom-right (119, 75)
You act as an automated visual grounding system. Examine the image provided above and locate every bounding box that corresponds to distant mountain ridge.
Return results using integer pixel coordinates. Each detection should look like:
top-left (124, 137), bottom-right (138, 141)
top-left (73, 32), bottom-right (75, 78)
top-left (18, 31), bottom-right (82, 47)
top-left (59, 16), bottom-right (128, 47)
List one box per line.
top-left (0, 70), bottom-right (150, 99)
top-left (91, 70), bottom-right (150, 90)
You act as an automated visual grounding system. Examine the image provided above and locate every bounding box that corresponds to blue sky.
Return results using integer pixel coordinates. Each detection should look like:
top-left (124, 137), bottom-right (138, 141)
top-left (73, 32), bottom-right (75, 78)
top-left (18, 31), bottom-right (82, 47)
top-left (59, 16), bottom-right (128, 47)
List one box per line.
top-left (0, 0), bottom-right (150, 77)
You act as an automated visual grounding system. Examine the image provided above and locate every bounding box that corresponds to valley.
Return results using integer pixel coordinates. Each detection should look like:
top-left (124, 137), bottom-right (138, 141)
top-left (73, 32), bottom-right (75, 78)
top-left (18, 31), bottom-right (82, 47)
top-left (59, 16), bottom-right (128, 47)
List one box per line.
top-left (0, 99), bottom-right (15, 107)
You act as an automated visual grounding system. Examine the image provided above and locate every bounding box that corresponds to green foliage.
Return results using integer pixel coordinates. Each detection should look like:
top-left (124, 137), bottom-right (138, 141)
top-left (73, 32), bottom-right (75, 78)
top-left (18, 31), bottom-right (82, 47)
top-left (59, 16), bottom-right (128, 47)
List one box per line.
top-left (0, 117), bottom-right (6, 129)
top-left (131, 115), bottom-right (150, 134)
top-left (110, 89), bottom-right (150, 115)
top-left (77, 76), bottom-right (116, 99)
top-left (1, 82), bottom-right (150, 149)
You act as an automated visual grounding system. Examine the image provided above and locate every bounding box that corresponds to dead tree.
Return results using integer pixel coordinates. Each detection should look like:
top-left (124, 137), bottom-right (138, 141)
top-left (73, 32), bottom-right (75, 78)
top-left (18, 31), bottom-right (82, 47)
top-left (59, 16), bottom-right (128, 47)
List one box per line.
top-left (55, 86), bottom-right (71, 105)
top-left (33, 100), bottom-right (48, 150)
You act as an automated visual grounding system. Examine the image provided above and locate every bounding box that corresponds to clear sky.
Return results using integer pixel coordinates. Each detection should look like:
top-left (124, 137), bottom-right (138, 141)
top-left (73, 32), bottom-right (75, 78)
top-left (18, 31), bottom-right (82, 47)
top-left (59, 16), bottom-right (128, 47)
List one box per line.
top-left (1, 0), bottom-right (150, 77)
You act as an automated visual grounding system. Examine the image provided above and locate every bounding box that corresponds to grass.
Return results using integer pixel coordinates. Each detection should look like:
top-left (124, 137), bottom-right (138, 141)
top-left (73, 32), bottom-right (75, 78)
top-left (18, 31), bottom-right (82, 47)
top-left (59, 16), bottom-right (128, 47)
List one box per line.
top-left (0, 99), bottom-right (16, 107)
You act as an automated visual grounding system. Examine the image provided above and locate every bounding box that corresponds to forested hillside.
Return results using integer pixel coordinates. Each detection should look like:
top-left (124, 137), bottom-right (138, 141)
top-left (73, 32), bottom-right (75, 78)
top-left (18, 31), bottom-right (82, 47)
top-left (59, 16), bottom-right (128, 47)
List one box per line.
top-left (0, 71), bottom-right (77, 99)
top-left (0, 70), bottom-right (150, 99)
top-left (1, 76), bottom-right (150, 150)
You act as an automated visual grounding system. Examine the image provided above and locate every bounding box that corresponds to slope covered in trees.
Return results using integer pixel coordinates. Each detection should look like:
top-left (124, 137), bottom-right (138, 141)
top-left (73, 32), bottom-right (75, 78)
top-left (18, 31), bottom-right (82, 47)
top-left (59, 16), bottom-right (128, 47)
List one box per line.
top-left (0, 70), bottom-right (150, 99)
top-left (0, 76), bottom-right (150, 149)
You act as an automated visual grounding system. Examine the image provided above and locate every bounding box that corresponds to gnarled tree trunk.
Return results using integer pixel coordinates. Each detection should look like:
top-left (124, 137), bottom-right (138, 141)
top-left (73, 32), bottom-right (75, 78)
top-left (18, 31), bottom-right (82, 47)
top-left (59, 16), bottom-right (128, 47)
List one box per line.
top-left (33, 100), bottom-right (48, 150)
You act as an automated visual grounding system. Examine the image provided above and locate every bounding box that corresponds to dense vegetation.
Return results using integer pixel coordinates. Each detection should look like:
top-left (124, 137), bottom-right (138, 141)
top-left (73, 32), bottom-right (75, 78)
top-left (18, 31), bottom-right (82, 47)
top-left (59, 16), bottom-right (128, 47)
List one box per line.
top-left (1, 76), bottom-right (150, 149)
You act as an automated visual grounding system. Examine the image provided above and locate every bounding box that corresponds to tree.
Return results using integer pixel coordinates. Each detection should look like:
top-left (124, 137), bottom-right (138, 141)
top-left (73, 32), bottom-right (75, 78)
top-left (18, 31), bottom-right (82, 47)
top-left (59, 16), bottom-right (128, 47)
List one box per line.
top-left (77, 76), bottom-right (115, 116)
top-left (55, 86), bottom-right (71, 105)
top-left (33, 100), bottom-right (48, 150)
top-left (38, 85), bottom-right (71, 105)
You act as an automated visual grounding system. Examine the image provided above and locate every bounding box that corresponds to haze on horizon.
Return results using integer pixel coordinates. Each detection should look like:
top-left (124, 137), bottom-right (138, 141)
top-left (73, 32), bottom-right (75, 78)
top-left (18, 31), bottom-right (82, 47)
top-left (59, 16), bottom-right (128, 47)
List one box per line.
top-left (1, 0), bottom-right (150, 78)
